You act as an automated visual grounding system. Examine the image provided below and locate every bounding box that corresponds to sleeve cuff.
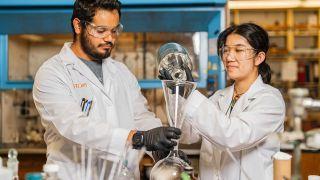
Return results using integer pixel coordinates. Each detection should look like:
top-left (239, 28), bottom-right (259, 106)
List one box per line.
top-left (108, 128), bottom-right (131, 156)
top-left (184, 90), bottom-right (206, 119)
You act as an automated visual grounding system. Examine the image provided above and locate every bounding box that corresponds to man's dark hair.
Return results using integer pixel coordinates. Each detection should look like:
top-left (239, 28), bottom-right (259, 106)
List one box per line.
top-left (71, 0), bottom-right (122, 40)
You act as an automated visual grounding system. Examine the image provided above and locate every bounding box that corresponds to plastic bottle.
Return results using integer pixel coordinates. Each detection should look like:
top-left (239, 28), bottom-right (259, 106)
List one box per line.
top-left (7, 149), bottom-right (19, 180)
top-left (0, 156), bottom-right (13, 180)
top-left (43, 164), bottom-right (60, 180)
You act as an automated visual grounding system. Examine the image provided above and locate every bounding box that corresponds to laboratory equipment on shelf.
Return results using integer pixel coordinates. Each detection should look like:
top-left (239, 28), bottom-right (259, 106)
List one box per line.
top-left (281, 88), bottom-right (320, 180)
top-left (157, 42), bottom-right (193, 81)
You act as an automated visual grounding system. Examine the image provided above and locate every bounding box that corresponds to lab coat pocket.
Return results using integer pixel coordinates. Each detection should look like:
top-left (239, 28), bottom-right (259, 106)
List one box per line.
top-left (87, 97), bottom-right (102, 122)
top-left (80, 98), bottom-right (93, 116)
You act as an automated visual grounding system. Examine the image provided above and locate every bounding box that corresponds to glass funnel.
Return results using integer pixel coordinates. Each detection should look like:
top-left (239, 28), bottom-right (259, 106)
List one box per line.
top-left (157, 43), bottom-right (193, 81)
top-left (150, 80), bottom-right (196, 180)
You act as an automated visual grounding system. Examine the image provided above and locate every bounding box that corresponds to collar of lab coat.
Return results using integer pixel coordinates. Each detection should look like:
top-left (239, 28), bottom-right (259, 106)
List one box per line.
top-left (217, 75), bottom-right (266, 116)
top-left (59, 42), bottom-right (117, 101)
top-left (58, 42), bottom-right (118, 92)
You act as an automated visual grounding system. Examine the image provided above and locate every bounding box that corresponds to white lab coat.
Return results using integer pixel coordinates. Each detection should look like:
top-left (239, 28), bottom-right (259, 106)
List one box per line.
top-left (33, 43), bottom-right (162, 179)
top-left (181, 75), bottom-right (285, 180)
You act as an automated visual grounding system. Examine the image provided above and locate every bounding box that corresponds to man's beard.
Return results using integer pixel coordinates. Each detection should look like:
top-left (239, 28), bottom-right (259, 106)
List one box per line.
top-left (80, 31), bottom-right (114, 60)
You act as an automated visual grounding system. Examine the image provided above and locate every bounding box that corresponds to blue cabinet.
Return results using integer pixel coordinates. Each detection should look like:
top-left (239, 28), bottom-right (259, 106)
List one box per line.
top-left (0, 0), bottom-right (226, 89)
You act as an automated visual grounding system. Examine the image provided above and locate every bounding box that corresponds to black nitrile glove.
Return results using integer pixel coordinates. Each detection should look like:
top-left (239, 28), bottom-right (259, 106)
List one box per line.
top-left (177, 150), bottom-right (191, 165)
top-left (144, 127), bottom-right (181, 151)
top-left (158, 65), bottom-right (194, 82)
top-left (184, 65), bottom-right (194, 82)
top-left (158, 68), bottom-right (173, 81)
top-left (152, 150), bottom-right (191, 165)
top-left (152, 150), bottom-right (170, 162)
top-left (158, 65), bottom-right (194, 96)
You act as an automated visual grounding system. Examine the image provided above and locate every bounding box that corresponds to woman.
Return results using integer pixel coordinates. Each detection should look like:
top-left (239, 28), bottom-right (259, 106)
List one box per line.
top-left (180, 23), bottom-right (285, 179)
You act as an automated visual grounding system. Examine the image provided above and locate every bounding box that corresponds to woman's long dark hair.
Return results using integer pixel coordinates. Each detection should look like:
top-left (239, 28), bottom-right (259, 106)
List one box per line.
top-left (217, 23), bottom-right (271, 84)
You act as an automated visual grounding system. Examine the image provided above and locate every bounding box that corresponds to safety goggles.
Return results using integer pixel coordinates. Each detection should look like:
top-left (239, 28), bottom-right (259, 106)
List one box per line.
top-left (84, 21), bottom-right (123, 38)
top-left (219, 45), bottom-right (257, 61)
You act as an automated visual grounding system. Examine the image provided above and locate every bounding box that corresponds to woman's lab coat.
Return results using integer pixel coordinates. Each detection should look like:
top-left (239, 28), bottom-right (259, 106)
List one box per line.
top-left (181, 76), bottom-right (285, 180)
top-left (33, 43), bottom-right (162, 179)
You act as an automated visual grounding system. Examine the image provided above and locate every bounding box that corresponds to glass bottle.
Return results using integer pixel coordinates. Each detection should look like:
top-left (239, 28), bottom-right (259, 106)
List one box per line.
top-left (7, 148), bottom-right (19, 180)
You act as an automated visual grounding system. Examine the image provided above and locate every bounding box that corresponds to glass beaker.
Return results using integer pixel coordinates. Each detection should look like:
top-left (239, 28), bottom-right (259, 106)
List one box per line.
top-left (113, 142), bottom-right (146, 180)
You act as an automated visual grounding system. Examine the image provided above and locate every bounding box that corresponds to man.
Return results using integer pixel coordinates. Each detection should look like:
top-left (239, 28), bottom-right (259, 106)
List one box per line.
top-left (33, 0), bottom-right (181, 179)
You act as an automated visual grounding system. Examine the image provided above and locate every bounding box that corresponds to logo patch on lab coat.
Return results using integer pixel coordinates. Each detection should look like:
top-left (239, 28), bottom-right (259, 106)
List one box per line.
top-left (73, 83), bottom-right (87, 88)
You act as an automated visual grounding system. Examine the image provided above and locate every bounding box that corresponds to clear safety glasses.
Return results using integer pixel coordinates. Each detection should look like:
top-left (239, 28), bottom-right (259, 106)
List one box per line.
top-left (84, 21), bottom-right (123, 38)
top-left (219, 45), bottom-right (257, 62)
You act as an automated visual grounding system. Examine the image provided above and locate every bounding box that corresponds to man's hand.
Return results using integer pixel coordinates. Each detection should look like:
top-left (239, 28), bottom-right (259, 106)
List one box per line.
top-left (144, 127), bottom-right (181, 151)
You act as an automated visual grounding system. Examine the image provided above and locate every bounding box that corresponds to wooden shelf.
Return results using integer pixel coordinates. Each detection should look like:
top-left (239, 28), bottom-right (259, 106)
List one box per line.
top-left (264, 25), bottom-right (288, 31)
top-left (230, 5), bottom-right (320, 99)
top-left (229, 1), bottom-right (320, 10)
top-left (294, 32), bottom-right (318, 36)
top-left (268, 31), bottom-right (288, 37)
